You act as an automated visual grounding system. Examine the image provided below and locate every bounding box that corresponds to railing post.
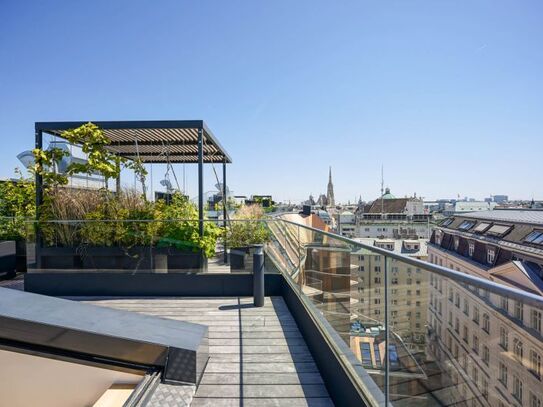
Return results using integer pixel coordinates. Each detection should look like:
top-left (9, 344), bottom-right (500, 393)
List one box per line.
top-left (253, 245), bottom-right (265, 307)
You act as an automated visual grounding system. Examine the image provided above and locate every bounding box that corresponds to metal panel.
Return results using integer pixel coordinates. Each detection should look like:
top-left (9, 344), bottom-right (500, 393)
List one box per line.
top-left (0, 287), bottom-right (208, 384)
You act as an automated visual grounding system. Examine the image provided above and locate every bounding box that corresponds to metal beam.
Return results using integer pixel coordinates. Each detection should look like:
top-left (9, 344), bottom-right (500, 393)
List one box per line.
top-left (34, 128), bottom-right (43, 269)
top-left (223, 159), bottom-right (228, 264)
top-left (35, 120), bottom-right (233, 163)
top-left (198, 128), bottom-right (204, 237)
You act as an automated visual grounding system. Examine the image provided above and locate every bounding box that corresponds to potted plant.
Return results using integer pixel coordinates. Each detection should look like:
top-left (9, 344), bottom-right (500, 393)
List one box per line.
top-left (153, 194), bottom-right (222, 272)
top-left (0, 169), bottom-right (35, 276)
top-left (226, 205), bottom-right (270, 271)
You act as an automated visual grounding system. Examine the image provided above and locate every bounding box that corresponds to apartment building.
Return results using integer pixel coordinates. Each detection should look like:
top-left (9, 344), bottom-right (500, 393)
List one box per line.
top-left (428, 210), bottom-right (543, 407)
top-left (351, 238), bottom-right (429, 353)
top-left (355, 189), bottom-right (432, 239)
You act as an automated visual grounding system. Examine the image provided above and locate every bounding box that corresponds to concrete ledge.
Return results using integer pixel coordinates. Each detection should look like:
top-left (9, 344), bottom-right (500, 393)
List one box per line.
top-left (0, 287), bottom-right (208, 384)
top-left (24, 272), bottom-right (283, 297)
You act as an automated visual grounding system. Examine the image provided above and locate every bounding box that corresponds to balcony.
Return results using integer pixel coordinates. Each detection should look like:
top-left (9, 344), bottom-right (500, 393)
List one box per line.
top-left (1, 216), bottom-right (542, 406)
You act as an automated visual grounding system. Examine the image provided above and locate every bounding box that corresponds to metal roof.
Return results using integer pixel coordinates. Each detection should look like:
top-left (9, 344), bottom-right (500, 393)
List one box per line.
top-left (459, 209), bottom-right (543, 225)
top-left (35, 120), bottom-right (232, 164)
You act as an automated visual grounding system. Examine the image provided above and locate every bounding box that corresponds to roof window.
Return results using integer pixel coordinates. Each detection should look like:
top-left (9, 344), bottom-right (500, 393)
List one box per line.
top-left (458, 220), bottom-right (476, 230)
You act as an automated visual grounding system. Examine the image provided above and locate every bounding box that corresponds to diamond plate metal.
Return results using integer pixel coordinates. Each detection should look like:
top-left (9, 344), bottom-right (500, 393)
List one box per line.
top-left (143, 383), bottom-right (196, 407)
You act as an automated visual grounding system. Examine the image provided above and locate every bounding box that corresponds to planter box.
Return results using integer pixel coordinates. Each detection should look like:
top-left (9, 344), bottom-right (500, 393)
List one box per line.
top-left (0, 241), bottom-right (16, 277)
top-left (154, 246), bottom-right (207, 272)
top-left (229, 247), bottom-right (255, 272)
top-left (40, 247), bottom-right (81, 270)
top-left (38, 246), bottom-right (207, 273)
top-left (15, 240), bottom-right (27, 273)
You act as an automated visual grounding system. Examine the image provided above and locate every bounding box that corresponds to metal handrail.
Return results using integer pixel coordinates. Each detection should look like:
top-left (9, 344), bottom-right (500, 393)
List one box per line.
top-left (277, 218), bottom-right (543, 309)
top-left (10, 215), bottom-right (543, 308)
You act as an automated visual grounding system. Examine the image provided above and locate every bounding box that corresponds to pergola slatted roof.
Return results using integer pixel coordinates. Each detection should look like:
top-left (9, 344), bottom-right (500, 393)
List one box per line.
top-left (35, 120), bottom-right (232, 164)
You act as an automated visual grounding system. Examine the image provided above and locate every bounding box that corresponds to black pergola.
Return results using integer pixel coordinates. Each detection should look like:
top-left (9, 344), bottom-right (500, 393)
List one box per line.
top-left (34, 120), bottom-right (232, 237)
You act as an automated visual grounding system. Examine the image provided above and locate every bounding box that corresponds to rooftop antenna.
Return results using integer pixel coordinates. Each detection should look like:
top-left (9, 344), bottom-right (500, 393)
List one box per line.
top-left (381, 164), bottom-right (384, 217)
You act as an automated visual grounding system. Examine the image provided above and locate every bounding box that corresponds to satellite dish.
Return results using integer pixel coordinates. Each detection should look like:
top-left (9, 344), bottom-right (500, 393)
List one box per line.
top-left (160, 179), bottom-right (173, 192)
top-left (17, 151), bottom-right (35, 169)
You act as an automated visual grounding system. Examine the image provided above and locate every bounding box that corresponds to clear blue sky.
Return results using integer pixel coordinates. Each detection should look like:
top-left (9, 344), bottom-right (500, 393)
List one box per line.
top-left (1, 0), bottom-right (542, 203)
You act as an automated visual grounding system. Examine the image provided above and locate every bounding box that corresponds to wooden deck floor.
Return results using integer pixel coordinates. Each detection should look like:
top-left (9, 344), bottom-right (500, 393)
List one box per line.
top-left (82, 296), bottom-right (334, 407)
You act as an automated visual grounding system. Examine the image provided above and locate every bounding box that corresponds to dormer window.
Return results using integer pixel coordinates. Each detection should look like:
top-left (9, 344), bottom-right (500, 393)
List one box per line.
top-left (486, 224), bottom-right (513, 237)
top-left (458, 220), bottom-right (476, 231)
top-left (442, 218), bottom-right (454, 227)
top-left (525, 230), bottom-right (543, 245)
top-left (487, 248), bottom-right (495, 264)
top-left (473, 222), bottom-right (491, 233)
top-left (468, 242), bottom-right (475, 257)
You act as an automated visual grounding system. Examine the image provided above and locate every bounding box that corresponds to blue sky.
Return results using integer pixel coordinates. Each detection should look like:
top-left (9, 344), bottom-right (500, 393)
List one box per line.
top-left (1, 0), bottom-right (542, 202)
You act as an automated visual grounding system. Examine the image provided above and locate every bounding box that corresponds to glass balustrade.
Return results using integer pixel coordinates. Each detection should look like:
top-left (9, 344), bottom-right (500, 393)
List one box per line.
top-left (3, 215), bottom-right (542, 406)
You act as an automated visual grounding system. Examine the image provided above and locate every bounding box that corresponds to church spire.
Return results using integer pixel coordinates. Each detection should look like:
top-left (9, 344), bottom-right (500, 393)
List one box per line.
top-left (326, 166), bottom-right (335, 206)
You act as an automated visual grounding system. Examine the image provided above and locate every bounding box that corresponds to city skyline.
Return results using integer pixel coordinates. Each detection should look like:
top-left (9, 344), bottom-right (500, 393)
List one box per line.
top-left (1, 1), bottom-right (543, 202)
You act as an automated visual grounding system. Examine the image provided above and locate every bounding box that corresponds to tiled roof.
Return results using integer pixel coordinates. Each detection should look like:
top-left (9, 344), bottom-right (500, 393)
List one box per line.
top-left (460, 210), bottom-right (543, 225)
top-left (363, 198), bottom-right (410, 214)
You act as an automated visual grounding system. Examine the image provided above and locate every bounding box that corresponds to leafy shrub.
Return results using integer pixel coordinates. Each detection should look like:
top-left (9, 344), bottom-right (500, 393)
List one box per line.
top-left (226, 205), bottom-right (270, 248)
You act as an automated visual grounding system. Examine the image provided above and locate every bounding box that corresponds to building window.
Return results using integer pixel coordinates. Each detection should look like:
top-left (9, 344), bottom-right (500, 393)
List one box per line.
top-left (463, 325), bottom-right (468, 343)
top-left (463, 299), bottom-right (469, 315)
top-left (482, 378), bottom-right (489, 400)
top-left (391, 277), bottom-right (398, 285)
top-left (499, 362), bottom-right (508, 387)
top-left (487, 248), bottom-right (495, 264)
top-left (358, 265), bottom-right (365, 272)
top-left (468, 242), bottom-right (475, 257)
top-left (500, 327), bottom-right (508, 350)
top-left (448, 311), bottom-right (453, 326)
top-left (473, 307), bottom-right (480, 324)
top-left (482, 313), bottom-right (490, 333)
top-left (530, 392), bottom-right (542, 407)
top-left (513, 338), bottom-right (524, 363)
top-left (531, 309), bottom-right (542, 333)
top-left (374, 277), bottom-right (381, 284)
top-left (455, 317), bottom-right (459, 333)
top-left (513, 375), bottom-right (523, 403)
top-left (515, 301), bottom-right (524, 322)
top-left (501, 296), bottom-right (509, 313)
top-left (374, 298), bottom-right (381, 305)
top-left (482, 345), bottom-right (490, 365)
top-left (448, 288), bottom-right (453, 302)
top-left (472, 335), bottom-right (479, 354)
top-left (455, 293), bottom-right (460, 308)
top-left (530, 350), bottom-right (541, 379)
top-left (358, 255), bottom-right (365, 261)
top-left (471, 365), bottom-right (478, 387)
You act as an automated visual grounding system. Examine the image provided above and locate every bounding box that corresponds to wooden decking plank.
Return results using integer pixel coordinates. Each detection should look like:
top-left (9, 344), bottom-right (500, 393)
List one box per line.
top-left (83, 296), bottom-right (333, 406)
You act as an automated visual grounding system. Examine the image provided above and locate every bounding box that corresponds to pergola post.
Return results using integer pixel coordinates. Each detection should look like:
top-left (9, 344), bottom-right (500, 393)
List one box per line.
top-left (35, 127), bottom-right (43, 268)
top-left (222, 159), bottom-right (228, 264)
top-left (197, 127), bottom-right (204, 238)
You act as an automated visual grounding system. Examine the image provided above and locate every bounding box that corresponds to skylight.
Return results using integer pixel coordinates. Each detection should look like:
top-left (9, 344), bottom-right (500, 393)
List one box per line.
top-left (441, 218), bottom-right (454, 227)
top-left (473, 222), bottom-right (491, 233)
top-left (458, 220), bottom-right (476, 230)
top-left (486, 224), bottom-right (512, 237)
top-left (525, 231), bottom-right (543, 245)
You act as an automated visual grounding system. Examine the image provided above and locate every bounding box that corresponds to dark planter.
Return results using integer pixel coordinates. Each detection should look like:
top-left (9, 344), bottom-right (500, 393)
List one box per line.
top-left (154, 246), bottom-right (208, 272)
top-left (229, 246), bottom-right (256, 272)
top-left (15, 240), bottom-right (27, 273)
top-left (80, 246), bottom-right (153, 271)
top-left (0, 241), bottom-right (16, 277)
top-left (40, 247), bottom-right (81, 270)
top-left (38, 245), bottom-right (207, 272)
